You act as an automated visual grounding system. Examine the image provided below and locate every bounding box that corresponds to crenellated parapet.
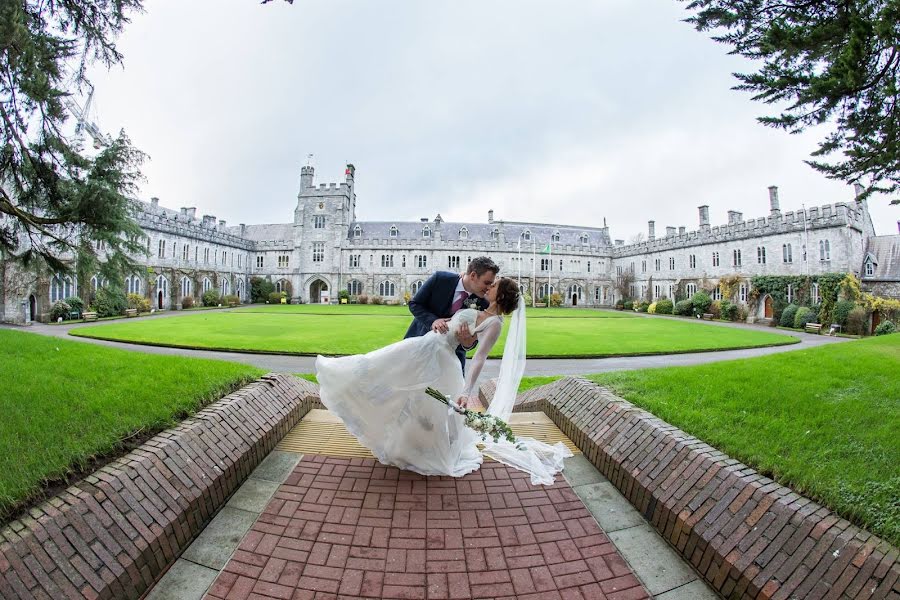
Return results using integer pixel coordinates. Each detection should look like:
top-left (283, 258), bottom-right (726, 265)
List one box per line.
top-left (136, 200), bottom-right (253, 250)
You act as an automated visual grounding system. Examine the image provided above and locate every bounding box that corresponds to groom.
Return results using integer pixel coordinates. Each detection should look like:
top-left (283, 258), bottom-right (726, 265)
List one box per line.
top-left (405, 256), bottom-right (499, 374)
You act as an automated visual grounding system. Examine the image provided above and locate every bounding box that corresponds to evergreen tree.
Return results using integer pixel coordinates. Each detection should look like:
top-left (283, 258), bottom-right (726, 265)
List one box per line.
top-left (682, 0), bottom-right (900, 203)
top-left (0, 0), bottom-right (147, 285)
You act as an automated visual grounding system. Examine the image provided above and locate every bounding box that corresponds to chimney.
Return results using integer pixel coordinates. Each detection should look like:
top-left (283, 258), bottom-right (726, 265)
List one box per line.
top-left (202, 215), bottom-right (216, 228)
top-left (150, 197), bottom-right (159, 210)
top-left (420, 217), bottom-right (429, 223)
top-left (768, 186), bottom-right (780, 214)
top-left (698, 206), bottom-right (710, 232)
top-left (615, 239), bottom-right (624, 246)
top-left (678, 226), bottom-right (686, 236)
top-left (727, 210), bottom-right (743, 225)
top-left (218, 219), bottom-right (226, 231)
top-left (180, 207), bottom-right (197, 220)
top-left (240, 224), bottom-right (246, 237)
top-left (488, 209), bottom-right (494, 223)
top-left (648, 220), bottom-right (655, 241)
top-left (666, 226), bottom-right (676, 237)
top-left (300, 165), bottom-right (315, 189)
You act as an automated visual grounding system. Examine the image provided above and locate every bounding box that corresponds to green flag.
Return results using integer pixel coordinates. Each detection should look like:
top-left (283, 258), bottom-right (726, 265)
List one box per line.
top-left (540, 243), bottom-right (551, 254)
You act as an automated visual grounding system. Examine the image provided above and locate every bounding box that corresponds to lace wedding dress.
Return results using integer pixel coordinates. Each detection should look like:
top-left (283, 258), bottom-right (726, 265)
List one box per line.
top-left (316, 304), bottom-right (571, 483)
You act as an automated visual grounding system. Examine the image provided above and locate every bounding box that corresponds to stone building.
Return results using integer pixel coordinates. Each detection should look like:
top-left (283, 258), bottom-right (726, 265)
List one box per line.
top-left (0, 163), bottom-right (893, 324)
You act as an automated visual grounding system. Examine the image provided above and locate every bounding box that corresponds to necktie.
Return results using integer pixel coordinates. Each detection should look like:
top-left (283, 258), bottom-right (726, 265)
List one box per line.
top-left (451, 290), bottom-right (468, 314)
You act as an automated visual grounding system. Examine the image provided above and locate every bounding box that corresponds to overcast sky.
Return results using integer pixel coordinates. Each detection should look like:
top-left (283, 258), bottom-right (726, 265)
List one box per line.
top-left (86, 0), bottom-right (897, 238)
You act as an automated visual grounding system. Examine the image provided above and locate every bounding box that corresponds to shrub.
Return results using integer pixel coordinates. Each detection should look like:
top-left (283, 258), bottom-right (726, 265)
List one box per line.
top-left (223, 294), bottom-right (240, 307)
top-left (204, 290), bottom-right (224, 306)
top-left (614, 300), bottom-right (624, 310)
top-left (181, 296), bottom-right (195, 309)
top-left (846, 307), bottom-right (869, 335)
top-left (648, 302), bottom-right (657, 314)
top-left (623, 300), bottom-right (634, 311)
top-left (875, 320), bottom-right (896, 336)
top-left (655, 299), bottom-right (674, 315)
top-left (638, 301), bottom-right (650, 313)
top-left (793, 306), bottom-right (815, 329)
top-left (371, 296), bottom-right (384, 305)
top-left (690, 290), bottom-right (711, 315)
top-left (780, 304), bottom-right (799, 327)
top-left (250, 277), bottom-right (275, 303)
top-left (708, 300), bottom-right (721, 319)
top-left (522, 291), bottom-right (532, 306)
top-left (549, 293), bottom-right (563, 307)
top-left (126, 293), bottom-right (150, 313)
top-left (93, 288), bottom-right (127, 317)
top-left (831, 300), bottom-right (856, 326)
top-left (267, 291), bottom-right (285, 305)
top-left (721, 300), bottom-right (739, 321)
top-left (675, 299), bottom-right (693, 316)
top-left (338, 289), bottom-right (350, 302)
top-left (357, 294), bottom-right (369, 305)
top-left (738, 305), bottom-right (749, 322)
top-left (49, 301), bottom-right (71, 321)
top-left (64, 296), bottom-right (84, 315)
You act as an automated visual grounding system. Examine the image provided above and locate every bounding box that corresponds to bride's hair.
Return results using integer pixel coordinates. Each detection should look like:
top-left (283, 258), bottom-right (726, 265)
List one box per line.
top-left (495, 278), bottom-right (520, 315)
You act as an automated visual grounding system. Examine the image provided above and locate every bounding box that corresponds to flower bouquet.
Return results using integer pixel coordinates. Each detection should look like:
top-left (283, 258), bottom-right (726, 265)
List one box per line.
top-left (424, 387), bottom-right (518, 445)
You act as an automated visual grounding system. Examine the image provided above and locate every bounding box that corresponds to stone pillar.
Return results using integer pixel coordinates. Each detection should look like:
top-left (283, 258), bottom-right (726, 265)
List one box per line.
top-left (768, 186), bottom-right (780, 214)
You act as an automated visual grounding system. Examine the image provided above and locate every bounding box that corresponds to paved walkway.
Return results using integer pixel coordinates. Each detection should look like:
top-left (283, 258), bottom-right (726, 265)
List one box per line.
top-left (7, 310), bottom-right (848, 379)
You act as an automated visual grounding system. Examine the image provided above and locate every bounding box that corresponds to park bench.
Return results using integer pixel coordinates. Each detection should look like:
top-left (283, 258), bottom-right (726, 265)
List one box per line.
top-left (82, 311), bottom-right (98, 322)
top-left (805, 323), bottom-right (823, 334)
top-left (125, 308), bottom-right (138, 318)
top-left (702, 313), bottom-right (714, 320)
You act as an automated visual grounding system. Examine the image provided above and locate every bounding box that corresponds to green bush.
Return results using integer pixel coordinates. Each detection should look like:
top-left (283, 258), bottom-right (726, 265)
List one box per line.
top-left (846, 307), bottom-right (869, 336)
top-left (614, 300), bottom-right (625, 310)
top-left (49, 301), bottom-right (71, 321)
top-left (223, 294), bottom-right (240, 307)
top-left (690, 290), bottom-right (711, 315)
top-left (638, 302), bottom-right (650, 313)
top-left (338, 289), bottom-right (350, 302)
top-left (204, 290), bottom-right (223, 307)
top-left (250, 277), bottom-right (275, 303)
top-left (655, 299), bottom-right (674, 315)
top-left (181, 296), bottom-right (195, 309)
top-left (549, 293), bottom-right (563, 307)
top-left (64, 296), bottom-right (84, 316)
top-left (793, 306), bottom-right (815, 329)
top-left (780, 304), bottom-right (799, 327)
top-left (623, 300), bottom-right (634, 311)
top-left (126, 293), bottom-right (150, 313)
top-left (831, 300), bottom-right (856, 326)
top-left (709, 300), bottom-right (721, 319)
top-left (267, 291), bottom-right (285, 305)
top-left (648, 302), bottom-right (657, 314)
top-left (92, 288), bottom-right (127, 317)
top-left (721, 300), bottom-right (739, 321)
top-left (874, 320), bottom-right (896, 336)
top-left (675, 299), bottom-right (693, 316)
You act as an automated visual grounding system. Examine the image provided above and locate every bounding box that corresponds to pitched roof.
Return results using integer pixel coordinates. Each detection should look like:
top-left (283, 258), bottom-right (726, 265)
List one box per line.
top-left (863, 235), bottom-right (900, 280)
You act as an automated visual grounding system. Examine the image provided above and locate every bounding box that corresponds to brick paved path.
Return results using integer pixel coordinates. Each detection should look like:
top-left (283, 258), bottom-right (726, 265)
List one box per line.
top-left (204, 455), bottom-right (649, 600)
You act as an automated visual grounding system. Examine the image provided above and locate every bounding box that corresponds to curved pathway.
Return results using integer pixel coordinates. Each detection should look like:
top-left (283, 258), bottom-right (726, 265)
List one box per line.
top-left (5, 308), bottom-right (849, 378)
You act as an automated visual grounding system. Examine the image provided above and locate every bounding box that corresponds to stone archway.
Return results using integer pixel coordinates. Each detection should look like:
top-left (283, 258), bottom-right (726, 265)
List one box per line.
top-left (764, 295), bottom-right (773, 318)
top-left (28, 295), bottom-right (36, 322)
top-left (309, 279), bottom-right (330, 304)
top-left (571, 293), bottom-right (578, 306)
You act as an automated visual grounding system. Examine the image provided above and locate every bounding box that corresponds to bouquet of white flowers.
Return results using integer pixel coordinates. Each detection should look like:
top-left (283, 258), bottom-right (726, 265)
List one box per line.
top-left (424, 387), bottom-right (518, 445)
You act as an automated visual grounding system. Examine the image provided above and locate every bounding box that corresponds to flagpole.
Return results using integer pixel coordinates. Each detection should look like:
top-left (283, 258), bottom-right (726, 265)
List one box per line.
top-left (548, 241), bottom-right (552, 305)
top-left (517, 237), bottom-right (521, 290)
top-left (532, 240), bottom-right (536, 308)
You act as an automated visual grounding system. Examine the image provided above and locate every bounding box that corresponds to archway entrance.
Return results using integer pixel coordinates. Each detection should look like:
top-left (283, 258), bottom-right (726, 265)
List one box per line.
top-left (28, 295), bottom-right (36, 322)
top-left (158, 290), bottom-right (164, 309)
top-left (764, 295), bottom-right (773, 318)
top-left (309, 279), bottom-right (329, 304)
top-left (571, 293), bottom-right (578, 306)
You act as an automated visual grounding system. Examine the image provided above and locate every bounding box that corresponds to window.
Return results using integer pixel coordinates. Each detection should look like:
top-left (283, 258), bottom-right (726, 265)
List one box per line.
top-left (422, 226), bottom-right (431, 238)
top-left (491, 228), bottom-right (499, 241)
top-left (347, 280), bottom-right (363, 296)
top-left (205, 248), bottom-right (210, 264)
top-left (641, 260), bottom-right (647, 273)
top-left (655, 258), bottom-right (661, 271)
top-left (733, 249), bottom-right (742, 267)
top-left (278, 255), bottom-right (290, 268)
top-left (222, 251), bottom-right (227, 265)
top-left (157, 276), bottom-right (168, 298)
top-left (459, 227), bottom-right (468, 239)
top-left (689, 255), bottom-right (696, 269)
top-left (401, 255), bottom-right (406, 268)
top-left (448, 256), bottom-right (460, 269)
top-left (580, 234), bottom-right (589, 244)
top-left (711, 287), bottom-right (722, 301)
top-left (379, 281), bottom-right (396, 297)
top-left (566, 285), bottom-right (583, 302)
top-left (125, 276), bottom-right (140, 295)
top-left (181, 277), bottom-right (191, 298)
top-left (354, 225), bottom-right (362, 238)
top-left (390, 226), bottom-right (398, 238)
top-left (559, 259), bottom-right (563, 272)
top-left (686, 283), bottom-right (697, 297)
top-left (538, 283), bottom-right (554, 298)
top-left (416, 254), bottom-right (427, 268)
top-left (410, 280), bottom-right (424, 295)
top-left (787, 284), bottom-right (793, 303)
top-left (50, 274), bottom-right (75, 303)
top-left (587, 261), bottom-right (591, 273)
top-left (195, 247), bottom-right (198, 262)
top-left (256, 255), bottom-right (263, 268)
top-left (712, 252), bottom-right (720, 267)
top-left (783, 244), bottom-right (793, 263)
top-left (757, 247), bottom-right (766, 264)
top-left (739, 283), bottom-right (748, 303)
top-left (183, 245), bottom-right (189, 261)
top-left (158, 239), bottom-right (166, 258)
top-left (552, 232), bottom-right (560, 242)
top-left (314, 215), bottom-right (325, 229)
top-left (349, 254), bottom-right (360, 268)
top-left (540, 258), bottom-right (551, 271)
top-left (381, 254), bottom-right (394, 268)
top-left (669, 257), bottom-right (675, 270)
top-left (668, 285), bottom-right (675, 299)
top-left (312, 242), bottom-right (324, 262)
top-left (94, 239), bottom-right (105, 251)
top-left (203, 278), bottom-right (211, 293)
top-left (523, 230), bottom-right (531, 241)
top-left (865, 260), bottom-right (874, 276)
top-left (820, 240), bottom-right (831, 261)
top-left (802, 244), bottom-right (807, 262)
top-left (238, 255), bottom-right (242, 268)
top-left (221, 278), bottom-right (230, 296)
top-left (654, 285), bottom-right (661, 300)
top-left (172, 242), bottom-right (176, 259)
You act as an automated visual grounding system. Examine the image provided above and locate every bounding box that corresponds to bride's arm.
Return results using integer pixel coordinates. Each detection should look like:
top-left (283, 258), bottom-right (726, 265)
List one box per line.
top-left (460, 319), bottom-right (501, 402)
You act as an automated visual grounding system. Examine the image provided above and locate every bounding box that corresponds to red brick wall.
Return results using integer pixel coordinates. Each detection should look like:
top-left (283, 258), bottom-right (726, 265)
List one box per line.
top-left (0, 374), bottom-right (322, 600)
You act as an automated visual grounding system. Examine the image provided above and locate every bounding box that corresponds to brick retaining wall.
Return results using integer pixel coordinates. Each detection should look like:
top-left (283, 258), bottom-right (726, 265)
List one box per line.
top-left (488, 376), bottom-right (899, 599)
top-left (0, 374), bottom-right (322, 600)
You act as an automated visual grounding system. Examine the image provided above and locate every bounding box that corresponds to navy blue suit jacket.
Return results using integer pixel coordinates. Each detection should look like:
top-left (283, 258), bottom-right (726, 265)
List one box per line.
top-left (405, 271), bottom-right (488, 373)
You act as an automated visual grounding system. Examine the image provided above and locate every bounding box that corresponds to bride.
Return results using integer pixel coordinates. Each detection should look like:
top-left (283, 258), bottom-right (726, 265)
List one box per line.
top-left (315, 278), bottom-right (571, 485)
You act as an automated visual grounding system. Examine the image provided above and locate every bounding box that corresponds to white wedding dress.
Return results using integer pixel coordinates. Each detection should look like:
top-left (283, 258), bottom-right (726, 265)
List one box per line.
top-left (315, 305), bottom-right (571, 483)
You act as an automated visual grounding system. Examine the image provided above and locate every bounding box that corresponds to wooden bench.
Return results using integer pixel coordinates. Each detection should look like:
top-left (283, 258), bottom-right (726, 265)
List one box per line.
top-left (805, 323), bottom-right (823, 334)
top-left (125, 308), bottom-right (138, 318)
top-left (702, 313), bottom-right (714, 320)
top-left (82, 311), bottom-right (98, 322)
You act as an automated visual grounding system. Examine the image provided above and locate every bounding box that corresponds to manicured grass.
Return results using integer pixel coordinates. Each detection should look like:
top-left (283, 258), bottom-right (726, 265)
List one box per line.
top-left (0, 329), bottom-right (264, 522)
top-left (71, 306), bottom-right (797, 357)
top-left (584, 334), bottom-right (900, 546)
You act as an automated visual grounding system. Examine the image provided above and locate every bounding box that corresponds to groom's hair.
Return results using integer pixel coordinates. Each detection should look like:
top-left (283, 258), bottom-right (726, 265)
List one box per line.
top-left (466, 256), bottom-right (499, 277)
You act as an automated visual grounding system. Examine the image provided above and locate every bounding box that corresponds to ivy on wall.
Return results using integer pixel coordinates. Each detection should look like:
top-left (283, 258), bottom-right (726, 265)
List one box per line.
top-left (750, 273), bottom-right (847, 324)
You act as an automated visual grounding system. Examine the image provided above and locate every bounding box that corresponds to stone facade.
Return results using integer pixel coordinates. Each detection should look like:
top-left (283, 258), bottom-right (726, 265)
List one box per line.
top-left (0, 164), bottom-right (894, 324)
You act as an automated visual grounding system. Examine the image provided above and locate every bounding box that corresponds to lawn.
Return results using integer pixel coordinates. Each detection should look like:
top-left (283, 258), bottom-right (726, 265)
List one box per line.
top-left (518, 335), bottom-right (900, 545)
top-left (71, 305), bottom-right (797, 357)
top-left (0, 329), bottom-right (264, 522)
